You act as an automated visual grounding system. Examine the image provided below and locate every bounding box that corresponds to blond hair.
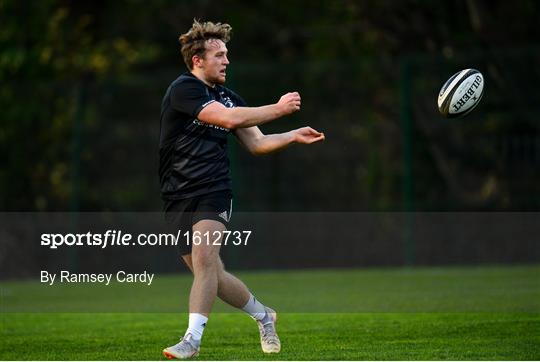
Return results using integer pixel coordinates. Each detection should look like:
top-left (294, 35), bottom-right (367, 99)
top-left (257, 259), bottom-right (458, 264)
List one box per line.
top-left (179, 20), bottom-right (232, 70)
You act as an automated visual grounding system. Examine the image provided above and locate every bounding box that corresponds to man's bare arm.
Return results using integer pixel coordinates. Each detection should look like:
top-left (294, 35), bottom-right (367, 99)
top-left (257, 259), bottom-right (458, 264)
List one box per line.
top-left (235, 126), bottom-right (325, 155)
top-left (197, 92), bottom-right (301, 129)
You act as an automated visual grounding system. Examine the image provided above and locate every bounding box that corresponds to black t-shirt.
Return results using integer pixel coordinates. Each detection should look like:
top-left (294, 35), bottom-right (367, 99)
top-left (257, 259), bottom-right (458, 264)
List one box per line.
top-left (158, 72), bottom-right (246, 200)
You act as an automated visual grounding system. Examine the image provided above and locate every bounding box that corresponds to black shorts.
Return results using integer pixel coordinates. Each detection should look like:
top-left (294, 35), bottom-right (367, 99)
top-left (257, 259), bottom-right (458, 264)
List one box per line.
top-left (163, 190), bottom-right (233, 255)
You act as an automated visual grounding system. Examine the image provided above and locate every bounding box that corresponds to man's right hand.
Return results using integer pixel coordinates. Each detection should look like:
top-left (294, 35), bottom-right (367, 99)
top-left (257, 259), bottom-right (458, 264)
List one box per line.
top-left (198, 91), bottom-right (303, 129)
top-left (276, 92), bottom-right (301, 116)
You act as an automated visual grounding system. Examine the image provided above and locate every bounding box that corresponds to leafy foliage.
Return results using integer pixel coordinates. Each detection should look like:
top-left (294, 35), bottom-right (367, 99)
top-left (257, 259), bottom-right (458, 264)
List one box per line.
top-left (1, 0), bottom-right (539, 210)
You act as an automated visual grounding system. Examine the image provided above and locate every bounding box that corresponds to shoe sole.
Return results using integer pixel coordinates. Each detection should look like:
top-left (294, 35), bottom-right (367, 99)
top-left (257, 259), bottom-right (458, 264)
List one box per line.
top-left (163, 350), bottom-right (199, 359)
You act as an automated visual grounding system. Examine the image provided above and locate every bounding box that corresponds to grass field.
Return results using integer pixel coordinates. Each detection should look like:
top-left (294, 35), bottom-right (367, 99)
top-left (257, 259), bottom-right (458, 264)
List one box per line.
top-left (1, 265), bottom-right (540, 360)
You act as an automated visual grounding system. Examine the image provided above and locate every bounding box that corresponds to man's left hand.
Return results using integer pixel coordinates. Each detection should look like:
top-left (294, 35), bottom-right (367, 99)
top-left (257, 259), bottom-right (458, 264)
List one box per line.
top-left (292, 127), bottom-right (325, 144)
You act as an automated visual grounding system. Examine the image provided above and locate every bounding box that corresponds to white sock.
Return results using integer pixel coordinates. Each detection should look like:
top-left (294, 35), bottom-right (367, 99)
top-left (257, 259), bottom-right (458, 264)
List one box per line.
top-left (241, 293), bottom-right (267, 321)
top-left (185, 313), bottom-right (208, 342)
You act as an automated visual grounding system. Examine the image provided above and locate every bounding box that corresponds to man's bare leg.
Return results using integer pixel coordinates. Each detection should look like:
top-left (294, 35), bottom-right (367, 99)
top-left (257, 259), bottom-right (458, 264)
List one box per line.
top-left (182, 247), bottom-right (281, 353)
top-left (163, 219), bottom-right (225, 360)
top-left (188, 219), bottom-right (224, 315)
top-left (182, 254), bottom-right (250, 308)
top-left (183, 219), bottom-right (225, 348)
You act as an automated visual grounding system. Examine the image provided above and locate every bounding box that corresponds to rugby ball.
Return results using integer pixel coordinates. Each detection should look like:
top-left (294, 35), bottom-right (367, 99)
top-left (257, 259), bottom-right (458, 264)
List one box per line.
top-left (437, 69), bottom-right (484, 118)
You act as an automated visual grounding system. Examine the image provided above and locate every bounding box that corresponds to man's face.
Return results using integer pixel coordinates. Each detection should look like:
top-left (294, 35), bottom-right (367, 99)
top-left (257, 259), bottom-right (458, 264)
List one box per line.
top-left (196, 39), bottom-right (229, 85)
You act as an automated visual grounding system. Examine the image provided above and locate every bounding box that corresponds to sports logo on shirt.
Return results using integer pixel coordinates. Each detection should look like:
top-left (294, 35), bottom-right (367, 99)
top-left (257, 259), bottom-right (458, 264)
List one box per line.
top-left (220, 92), bottom-right (235, 108)
top-left (193, 119), bottom-right (230, 132)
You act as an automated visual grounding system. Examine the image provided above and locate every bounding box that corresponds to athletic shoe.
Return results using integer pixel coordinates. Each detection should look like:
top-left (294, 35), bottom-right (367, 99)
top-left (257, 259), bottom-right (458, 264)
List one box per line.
top-left (256, 307), bottom-right (281, 353)
top-left (162, 334), bottom-right (200, 359)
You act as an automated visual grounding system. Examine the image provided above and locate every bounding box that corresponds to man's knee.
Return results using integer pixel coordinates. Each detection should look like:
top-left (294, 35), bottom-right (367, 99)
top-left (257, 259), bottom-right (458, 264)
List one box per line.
top-left (192, 247), bottom-right (219, 272)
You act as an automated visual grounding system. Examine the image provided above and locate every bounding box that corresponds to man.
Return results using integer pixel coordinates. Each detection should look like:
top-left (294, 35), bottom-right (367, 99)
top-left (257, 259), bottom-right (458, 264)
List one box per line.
top-left (159, 20), bottom-right (324, 359)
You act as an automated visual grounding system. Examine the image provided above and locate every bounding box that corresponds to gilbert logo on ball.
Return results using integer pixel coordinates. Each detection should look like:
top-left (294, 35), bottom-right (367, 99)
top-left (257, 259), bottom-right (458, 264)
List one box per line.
top-left (437, 69), bottom-right (484, 118)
